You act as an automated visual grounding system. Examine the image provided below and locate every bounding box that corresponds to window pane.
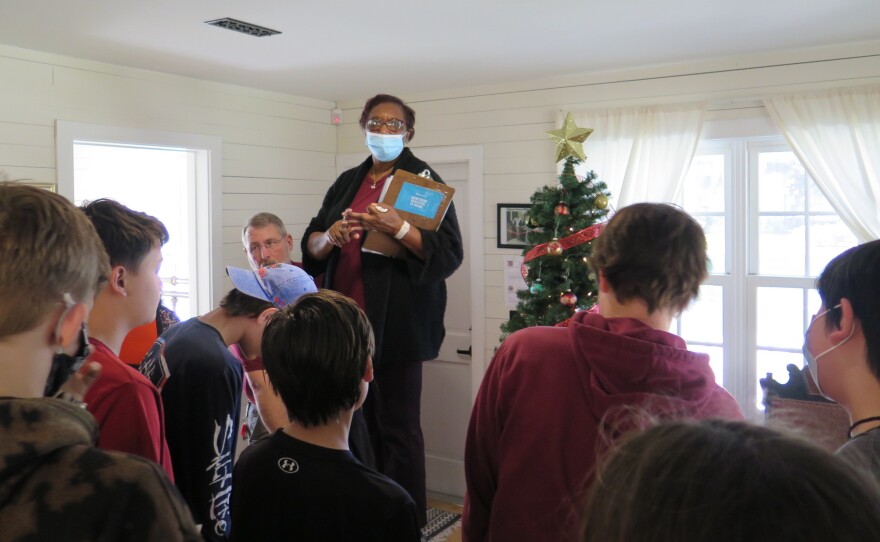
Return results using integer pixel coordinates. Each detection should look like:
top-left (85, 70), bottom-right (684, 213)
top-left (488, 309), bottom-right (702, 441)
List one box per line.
top-left (756, 287), bottom-right (804, 349)
top-left (807, 290), bottom-right (822, 320)
top-left (759, 151), bottom-right (806, 213)
top-left (808, 216), bottom-right (858, 276)
top-left (73, 144), bottom-right (194, 319)
top-left (680, 285), bottom-right (723, 344)
top-left (690, 345), bottom-right (724, 386)
top-left (807, 179), bottom-right (835, 213)
top-left (758, 216), bottom-right (805, 276)
top-left (697, 215), bottom-right (726, 273)
top-left (756, 349), bottom-right (805, 411)
top-left (683, 154), bottom-right (725, 212)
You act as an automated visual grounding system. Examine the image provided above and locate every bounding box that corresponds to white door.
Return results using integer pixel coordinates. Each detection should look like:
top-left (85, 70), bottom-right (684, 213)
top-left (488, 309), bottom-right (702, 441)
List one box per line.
top-left (337, 146), bottom-right (484, 499)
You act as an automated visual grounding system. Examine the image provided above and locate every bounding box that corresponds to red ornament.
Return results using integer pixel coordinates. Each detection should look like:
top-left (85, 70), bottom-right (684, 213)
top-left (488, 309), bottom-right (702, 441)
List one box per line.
top-left (554, 203), bottom-right (570, 216)
top-left (560, 291), bottom-right (578, 306)
top-left (546, 239), bottom-right (563, 256)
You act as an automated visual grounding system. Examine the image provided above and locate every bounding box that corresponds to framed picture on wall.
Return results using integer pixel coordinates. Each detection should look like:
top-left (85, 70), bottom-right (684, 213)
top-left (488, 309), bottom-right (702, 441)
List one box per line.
top-left (497, 203), bottom-right (531, 249)
top-left (24, 182), bottom-right (57, 192)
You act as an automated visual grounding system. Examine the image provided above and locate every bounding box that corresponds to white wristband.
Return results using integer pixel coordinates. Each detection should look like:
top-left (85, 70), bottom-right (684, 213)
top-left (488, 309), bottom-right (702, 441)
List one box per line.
top-left (394, 220), bottom-right (411, 240)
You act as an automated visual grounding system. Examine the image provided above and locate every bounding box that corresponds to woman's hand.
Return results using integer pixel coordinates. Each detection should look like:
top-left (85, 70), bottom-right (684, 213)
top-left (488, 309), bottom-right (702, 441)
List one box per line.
top-left (325, 208), bottom-right (365, 247)
top-left (347, 203), bottom-right (405, 236)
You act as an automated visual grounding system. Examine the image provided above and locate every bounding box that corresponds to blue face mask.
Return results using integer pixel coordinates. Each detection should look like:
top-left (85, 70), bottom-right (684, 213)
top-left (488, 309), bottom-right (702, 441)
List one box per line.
top-left (802, 304), bottom-right (854, 398)
top-left (365, 132), bottom-right (405, 162)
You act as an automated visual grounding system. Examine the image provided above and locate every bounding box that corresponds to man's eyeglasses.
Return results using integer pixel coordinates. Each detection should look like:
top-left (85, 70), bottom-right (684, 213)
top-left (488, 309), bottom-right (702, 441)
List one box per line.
top-left (366, 118), bottom-right (406, 133)
top-left (246, 239), bottom-right (282, 255)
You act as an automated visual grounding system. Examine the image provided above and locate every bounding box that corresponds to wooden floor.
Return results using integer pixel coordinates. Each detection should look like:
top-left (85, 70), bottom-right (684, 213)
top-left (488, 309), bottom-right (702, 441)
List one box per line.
top-left (427, 498), bottom-right (463, 542)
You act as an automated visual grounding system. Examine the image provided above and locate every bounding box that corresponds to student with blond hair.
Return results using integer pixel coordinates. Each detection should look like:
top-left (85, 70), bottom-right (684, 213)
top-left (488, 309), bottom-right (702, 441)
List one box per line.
top-left (0, 183), bottom-right (198, 541)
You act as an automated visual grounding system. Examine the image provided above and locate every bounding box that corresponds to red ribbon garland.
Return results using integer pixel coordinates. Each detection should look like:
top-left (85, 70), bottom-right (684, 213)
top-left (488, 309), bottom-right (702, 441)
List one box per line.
top-left (519, 222), bottom-right (606, 281)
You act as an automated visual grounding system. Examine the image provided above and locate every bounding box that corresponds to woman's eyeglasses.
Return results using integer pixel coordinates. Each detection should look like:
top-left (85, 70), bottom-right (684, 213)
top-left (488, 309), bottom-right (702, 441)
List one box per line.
top-left (365, 118), bottom-right (406, 133)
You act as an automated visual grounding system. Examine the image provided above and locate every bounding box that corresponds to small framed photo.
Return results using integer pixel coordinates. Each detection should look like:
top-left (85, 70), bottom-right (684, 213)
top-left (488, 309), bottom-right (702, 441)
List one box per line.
top-left (497, 203), bottom-right (531, 249)
top-left (24, 182), bottom-right (57, 192)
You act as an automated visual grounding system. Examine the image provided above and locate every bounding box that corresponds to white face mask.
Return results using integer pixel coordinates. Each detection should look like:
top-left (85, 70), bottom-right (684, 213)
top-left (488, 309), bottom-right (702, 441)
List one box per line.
top-left (802, 304), bottom-right (855, 398)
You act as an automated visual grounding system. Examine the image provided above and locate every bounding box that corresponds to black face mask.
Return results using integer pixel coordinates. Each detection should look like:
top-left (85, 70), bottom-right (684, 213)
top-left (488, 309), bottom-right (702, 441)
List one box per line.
top-left (44, 323), bottom-right (91, 398)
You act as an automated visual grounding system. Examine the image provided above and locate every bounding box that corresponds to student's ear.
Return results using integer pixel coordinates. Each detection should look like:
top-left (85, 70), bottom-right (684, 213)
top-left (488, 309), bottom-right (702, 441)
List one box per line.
top-left (597, 271), bottom-right (611, 293)
top-left (56, 302), bottom-right (88, 349)
top-left (258, 307), bottom-right (278, 326)
top-left (363, 356), bottom-right (374, 383)
top-left (832, 298), bottom-right (859, 344)
top-left (108, 265), bottom-right (127, 295)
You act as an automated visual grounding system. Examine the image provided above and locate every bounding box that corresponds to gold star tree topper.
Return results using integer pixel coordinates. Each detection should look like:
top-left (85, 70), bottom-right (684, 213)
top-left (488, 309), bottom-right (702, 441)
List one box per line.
top-left (546, 112), bottom-right (593, 162)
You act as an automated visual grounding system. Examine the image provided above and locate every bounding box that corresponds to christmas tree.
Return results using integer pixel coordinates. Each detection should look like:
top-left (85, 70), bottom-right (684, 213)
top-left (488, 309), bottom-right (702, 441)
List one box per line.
top-left (500, 113), bottom-right (612, 340)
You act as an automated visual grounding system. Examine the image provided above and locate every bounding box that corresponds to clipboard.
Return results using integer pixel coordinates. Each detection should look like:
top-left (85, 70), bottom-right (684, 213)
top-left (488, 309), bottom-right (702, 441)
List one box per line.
top-left (362, 169), bottom-right (455, 258)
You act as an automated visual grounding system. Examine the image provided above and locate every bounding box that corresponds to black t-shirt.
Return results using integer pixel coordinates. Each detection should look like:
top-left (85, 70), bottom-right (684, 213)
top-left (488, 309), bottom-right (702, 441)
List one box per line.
top-left (231, 431), bottom-right (420, 541)
top-left (141, 317), bottom-right (243, 541)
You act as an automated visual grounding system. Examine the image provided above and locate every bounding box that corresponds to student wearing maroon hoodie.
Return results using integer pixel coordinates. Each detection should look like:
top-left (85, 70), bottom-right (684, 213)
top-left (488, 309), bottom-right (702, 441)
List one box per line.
top-left (463, 203), bottom-right (744, 542)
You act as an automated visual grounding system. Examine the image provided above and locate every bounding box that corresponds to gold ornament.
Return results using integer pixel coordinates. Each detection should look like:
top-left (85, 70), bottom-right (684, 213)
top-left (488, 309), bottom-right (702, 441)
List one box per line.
top-left (547, 239), bottom-right (563, 257)
top-left (594, 194), bottom-right (608, 210)
top-left (546, 112), bottom-right (593, 162)
top-left (560, 291), bottom-right (578, 306)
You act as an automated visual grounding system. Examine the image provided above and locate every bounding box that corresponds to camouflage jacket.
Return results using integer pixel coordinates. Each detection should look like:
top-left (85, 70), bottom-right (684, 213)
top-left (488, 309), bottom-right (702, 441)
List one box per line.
top-left (0, 397), bottom-right (201, 541)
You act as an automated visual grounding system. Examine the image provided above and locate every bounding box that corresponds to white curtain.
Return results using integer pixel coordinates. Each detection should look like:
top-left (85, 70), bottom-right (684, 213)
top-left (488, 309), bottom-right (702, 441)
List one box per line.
top-left (570, 105), bottom-right (705, 208)
top-left (764, 86), bottom-right (880, 242)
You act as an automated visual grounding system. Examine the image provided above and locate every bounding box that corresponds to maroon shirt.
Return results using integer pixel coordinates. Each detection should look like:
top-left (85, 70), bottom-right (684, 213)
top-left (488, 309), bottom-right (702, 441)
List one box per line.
top-left (333, 173), bottom-right (389, 311)
top-left (84, 338), bottom-right (175, 482)
top-left (463, 312), bottom-right (743, 542)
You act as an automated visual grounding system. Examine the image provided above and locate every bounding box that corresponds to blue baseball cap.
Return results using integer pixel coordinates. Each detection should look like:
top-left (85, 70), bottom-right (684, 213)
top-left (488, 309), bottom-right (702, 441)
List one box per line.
top-left (226, 264), bottom-right (317, 308)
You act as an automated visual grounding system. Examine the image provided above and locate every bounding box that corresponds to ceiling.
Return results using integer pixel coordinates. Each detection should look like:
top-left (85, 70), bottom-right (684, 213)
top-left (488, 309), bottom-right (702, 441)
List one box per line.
top-left (1, 1), bottom-right (879, 102)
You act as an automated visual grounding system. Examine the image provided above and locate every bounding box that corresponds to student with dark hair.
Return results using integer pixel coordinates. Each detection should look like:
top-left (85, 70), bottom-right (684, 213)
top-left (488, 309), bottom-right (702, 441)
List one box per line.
top-left (0, 183), bottom-right (199, 541)
top-left (230, 290), bottom-right (421, 541)
top-left (79, 198), bottom-right (175, 480)
top-left (807, 239), bottom-right (880, 480)
top-left (583, 419), bottom-right (880, 542)
top-left (141, 263), bottom-right (316, 541)
top-left (463, 203), bottom-right (743, 542)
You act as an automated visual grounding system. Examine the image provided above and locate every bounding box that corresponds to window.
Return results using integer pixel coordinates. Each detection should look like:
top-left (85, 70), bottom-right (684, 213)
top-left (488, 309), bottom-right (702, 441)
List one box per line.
top-left (56, 122), bottom-right (223, 319)
top-left (675, 136), bottom-right (858, 417)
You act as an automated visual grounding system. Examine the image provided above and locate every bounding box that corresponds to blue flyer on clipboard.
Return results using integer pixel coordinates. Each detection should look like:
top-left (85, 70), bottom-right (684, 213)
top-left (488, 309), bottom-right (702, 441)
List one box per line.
top-left (393, 182), bottom-right (443, 219)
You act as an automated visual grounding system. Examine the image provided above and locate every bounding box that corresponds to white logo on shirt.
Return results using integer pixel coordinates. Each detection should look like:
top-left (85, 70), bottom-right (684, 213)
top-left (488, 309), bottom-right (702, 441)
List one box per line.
top-left (278, 457), bottom-right (299, 474)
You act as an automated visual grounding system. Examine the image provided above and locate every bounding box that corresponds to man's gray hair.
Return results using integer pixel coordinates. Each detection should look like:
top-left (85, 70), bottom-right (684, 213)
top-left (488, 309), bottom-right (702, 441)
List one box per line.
top-left (242, 212), bottom-right (288, 245)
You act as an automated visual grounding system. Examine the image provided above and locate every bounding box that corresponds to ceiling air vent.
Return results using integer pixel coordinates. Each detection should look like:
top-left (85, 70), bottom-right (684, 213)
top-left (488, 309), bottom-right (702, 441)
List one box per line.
top-left (205, 18), bottom-right (281, 37)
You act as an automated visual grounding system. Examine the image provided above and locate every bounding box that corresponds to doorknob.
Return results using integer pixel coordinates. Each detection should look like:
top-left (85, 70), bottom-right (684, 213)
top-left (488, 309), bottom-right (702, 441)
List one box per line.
top-left (457, 346), bottom-right (472, 357)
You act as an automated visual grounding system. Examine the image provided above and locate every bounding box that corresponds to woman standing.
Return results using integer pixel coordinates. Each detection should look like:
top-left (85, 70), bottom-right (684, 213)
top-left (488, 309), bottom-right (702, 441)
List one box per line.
top-left (302, 94), bottom-right (463, 525)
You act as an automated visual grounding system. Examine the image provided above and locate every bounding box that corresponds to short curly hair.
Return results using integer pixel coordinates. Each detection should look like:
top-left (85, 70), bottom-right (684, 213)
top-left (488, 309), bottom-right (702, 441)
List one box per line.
top-left (592, 202), bottom-right (707, 314)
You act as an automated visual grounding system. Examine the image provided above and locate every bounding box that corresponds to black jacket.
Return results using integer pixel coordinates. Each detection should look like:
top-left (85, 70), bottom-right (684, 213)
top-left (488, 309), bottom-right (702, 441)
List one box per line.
top-left (302, 148), bottom-right (464, 365)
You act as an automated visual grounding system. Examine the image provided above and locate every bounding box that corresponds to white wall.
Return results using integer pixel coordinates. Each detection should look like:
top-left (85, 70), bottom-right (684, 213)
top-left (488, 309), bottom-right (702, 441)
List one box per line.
top-left (0, 44), bottom-right (335, 284)
top-left (4, 40), bottom-right (880, 369)
top-left (335, 41), bottom-right (880, 371)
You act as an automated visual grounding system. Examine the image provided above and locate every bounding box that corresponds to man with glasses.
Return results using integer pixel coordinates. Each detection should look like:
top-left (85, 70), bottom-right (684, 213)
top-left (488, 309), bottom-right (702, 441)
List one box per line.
top-left (242, 212), bottom-right (303, 270)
